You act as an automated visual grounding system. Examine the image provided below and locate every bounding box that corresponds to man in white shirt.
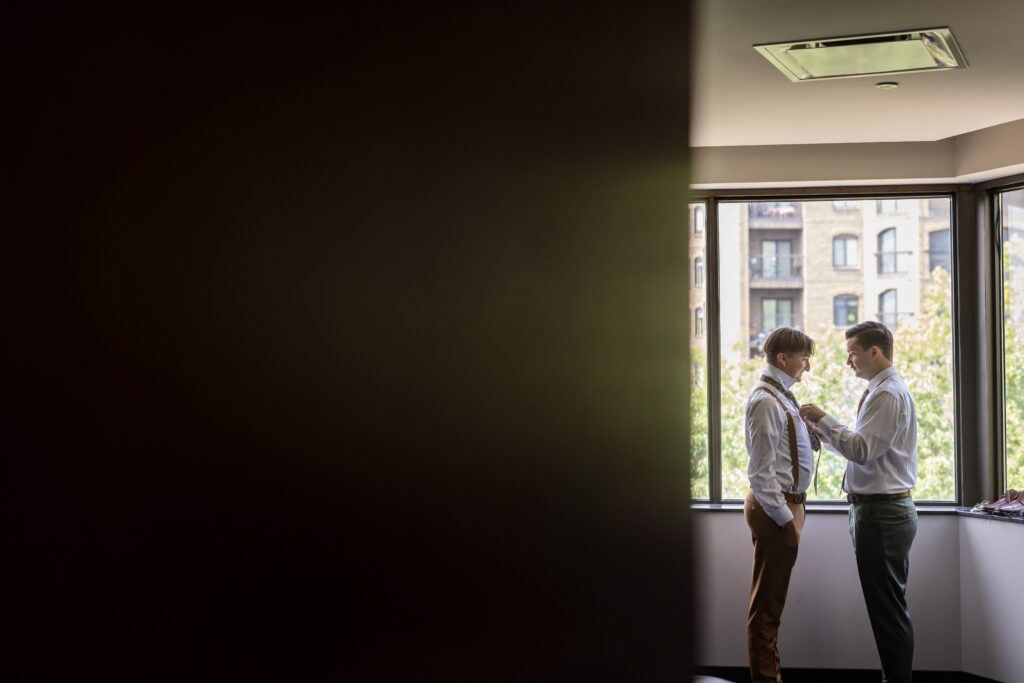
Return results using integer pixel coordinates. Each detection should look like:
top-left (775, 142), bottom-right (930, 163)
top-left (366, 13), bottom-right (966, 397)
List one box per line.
top-left (800, 321), bottom-right (918, 683)
top-left (743, 327), bottom-right (818, 683)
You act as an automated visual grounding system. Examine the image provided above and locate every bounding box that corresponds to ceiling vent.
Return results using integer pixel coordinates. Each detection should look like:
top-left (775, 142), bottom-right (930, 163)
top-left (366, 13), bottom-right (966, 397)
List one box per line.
top-left (754, 27), bottom-right (967, 82)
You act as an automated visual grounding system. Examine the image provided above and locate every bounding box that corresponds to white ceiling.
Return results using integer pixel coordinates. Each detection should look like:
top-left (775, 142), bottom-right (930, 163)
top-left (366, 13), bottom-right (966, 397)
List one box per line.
top-left (693, 0), bottom-right (1024, 147)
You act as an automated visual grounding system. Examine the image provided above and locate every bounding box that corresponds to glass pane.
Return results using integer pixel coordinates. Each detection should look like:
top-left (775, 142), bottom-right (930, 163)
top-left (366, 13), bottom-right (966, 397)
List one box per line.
top-left (717, 197), bottom-right (955, 501)
top-left (689, 202), bottom-right (709, 500)
top-left (1001, 188), bottom-right (1024, 491)
top-left (846, 238), bottom-right (859, 267)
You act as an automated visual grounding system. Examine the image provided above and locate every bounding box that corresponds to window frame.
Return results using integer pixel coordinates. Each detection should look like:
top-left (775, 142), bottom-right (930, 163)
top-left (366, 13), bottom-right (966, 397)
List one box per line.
top-left (690, 187), bottom-right (970, 507)
top-left (988, 177), bottom-right (1024, 500)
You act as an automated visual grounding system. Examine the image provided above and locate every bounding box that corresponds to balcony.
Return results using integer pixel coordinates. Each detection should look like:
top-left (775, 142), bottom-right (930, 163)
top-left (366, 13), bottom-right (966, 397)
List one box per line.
top-left (748, 202), bottom-right (802, 228)
top-left (750, 254), bottom-right (803, 287)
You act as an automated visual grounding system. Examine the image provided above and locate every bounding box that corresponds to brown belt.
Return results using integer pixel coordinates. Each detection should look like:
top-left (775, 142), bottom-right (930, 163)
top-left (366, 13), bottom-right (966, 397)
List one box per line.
top-left (846, 490), bottom-right (911, 504)
top-left (783, 492), bottom-right (806, 504)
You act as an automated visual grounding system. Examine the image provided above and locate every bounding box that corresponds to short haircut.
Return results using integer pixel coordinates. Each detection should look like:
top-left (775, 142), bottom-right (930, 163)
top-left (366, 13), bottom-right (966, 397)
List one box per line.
top-left (845, 320), bottom-right (894, 360)
top-left (763, 327), bottom-right (815, 366)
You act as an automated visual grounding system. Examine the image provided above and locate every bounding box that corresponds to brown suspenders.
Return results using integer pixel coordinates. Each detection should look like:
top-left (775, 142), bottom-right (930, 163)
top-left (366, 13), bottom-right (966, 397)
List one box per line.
top-left (755, 387), bottom-right (800, 492)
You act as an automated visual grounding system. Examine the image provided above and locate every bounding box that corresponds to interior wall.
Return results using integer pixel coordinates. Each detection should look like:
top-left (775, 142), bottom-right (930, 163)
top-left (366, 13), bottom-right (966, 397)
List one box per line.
top-left (696, 511), bottom-right (961, 672)
top-left (959, 518), bottom-right (1024, 682)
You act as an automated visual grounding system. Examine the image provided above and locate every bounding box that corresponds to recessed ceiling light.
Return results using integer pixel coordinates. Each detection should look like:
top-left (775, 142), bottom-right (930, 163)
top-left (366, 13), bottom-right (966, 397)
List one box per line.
top-left (754, 27), bottom-right (967, 82)
top-left (875, 81), bottom-right (900, 89)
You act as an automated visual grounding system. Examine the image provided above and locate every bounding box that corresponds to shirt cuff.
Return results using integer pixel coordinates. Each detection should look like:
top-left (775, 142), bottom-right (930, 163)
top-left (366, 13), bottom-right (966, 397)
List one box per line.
top-left (760, 500), bottom-right (794, 527)
top-left (819, 414), bottom-right (840, 430)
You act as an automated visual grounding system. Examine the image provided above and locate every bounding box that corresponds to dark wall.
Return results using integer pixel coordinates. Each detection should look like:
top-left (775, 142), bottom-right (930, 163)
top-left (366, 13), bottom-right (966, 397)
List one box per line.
top-left (7, 4), bottom-right (693, 679)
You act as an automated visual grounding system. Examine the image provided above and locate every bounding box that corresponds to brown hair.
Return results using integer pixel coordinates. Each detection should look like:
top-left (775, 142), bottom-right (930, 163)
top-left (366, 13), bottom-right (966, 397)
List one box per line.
top-left (845, 320), bottom-right (894, 360)
top-left (763, 327), bottom-right (815, 366)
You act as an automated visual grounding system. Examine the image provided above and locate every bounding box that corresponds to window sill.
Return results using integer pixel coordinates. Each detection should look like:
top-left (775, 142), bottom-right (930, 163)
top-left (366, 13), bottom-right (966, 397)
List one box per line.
top-left (956, 507), bottom-right (1024, 525)
top-left (691, 502), bottom-right (960, 515)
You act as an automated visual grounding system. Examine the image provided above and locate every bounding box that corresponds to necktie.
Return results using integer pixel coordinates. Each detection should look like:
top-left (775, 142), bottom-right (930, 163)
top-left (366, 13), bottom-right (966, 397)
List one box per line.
top-left (857, 388), bottom-right (870, 418)
top-left (843, 388), bottom-right (873, 494)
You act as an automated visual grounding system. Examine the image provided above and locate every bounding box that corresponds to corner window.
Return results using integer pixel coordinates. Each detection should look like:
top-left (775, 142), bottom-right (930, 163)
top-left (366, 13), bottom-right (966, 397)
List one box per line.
top-left (689, 202), bottom-right (709, 500)
top-left (709, 196), bottom-right (954, 502)
top-left (999, 187), bottom-right (1024, 491)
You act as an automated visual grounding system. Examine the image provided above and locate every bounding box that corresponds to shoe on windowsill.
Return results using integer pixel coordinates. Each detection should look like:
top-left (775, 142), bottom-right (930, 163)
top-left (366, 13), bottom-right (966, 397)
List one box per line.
top-left (982, 489), bottom-right (1020, 512)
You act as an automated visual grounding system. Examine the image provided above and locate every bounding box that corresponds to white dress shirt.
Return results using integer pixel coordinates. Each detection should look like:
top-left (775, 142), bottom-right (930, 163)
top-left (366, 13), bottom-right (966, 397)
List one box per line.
top-left (818, 366), bottom-right (918, 494)
top-left (745, 364), bottom-right (815, 526)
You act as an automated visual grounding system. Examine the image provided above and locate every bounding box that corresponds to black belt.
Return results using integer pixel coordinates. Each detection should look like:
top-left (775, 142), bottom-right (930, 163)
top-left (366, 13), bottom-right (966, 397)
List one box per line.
top-left (846, 490), bottom-right (911, 504)
top-left (783, 492), bottom-right (806, 504)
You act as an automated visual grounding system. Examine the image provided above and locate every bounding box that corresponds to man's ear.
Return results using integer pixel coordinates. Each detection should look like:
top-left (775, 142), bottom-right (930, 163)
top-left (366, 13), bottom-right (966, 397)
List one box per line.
top-left (775, 352), bottom-right (787, 367)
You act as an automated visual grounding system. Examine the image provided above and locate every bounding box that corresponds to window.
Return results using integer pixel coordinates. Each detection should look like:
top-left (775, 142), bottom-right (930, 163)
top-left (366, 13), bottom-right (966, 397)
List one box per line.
top-left (832, 235), bottom-right (859, 268)
top-left (834, 295), bottom-right (859, 326)
top-left (877, 227), bottom-right (908, 274)
top-left (689, 202), bottom-right (709, 500)
top-left (929, 229), bottom-right (951, 274)
top-left (759, 240), bottom-right (794, 279)
top-left (879, 289), bottom-right (898, 329)
top-left (761, 298), bottom-right (793, 331)
top-left (877, 199), bottom-right (900, 214)
top-left (713, 196), bottom-right (954, 502)
top-left (832, 200), bottom-right (857, 212)
top-left (999, 187), bottom-right (1024, 491)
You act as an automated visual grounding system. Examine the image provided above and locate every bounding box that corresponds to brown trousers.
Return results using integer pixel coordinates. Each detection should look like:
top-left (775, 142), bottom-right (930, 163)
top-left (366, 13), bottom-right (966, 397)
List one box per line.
top-left (744, 490), bottom-right (806, 683)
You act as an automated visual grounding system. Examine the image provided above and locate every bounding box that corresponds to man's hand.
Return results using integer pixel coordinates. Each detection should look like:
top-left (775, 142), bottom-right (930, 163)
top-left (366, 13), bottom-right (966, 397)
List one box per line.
top-left (808, 421), bottom-right (830, 445)
top-left (800, 403), bottom-right (826, 423)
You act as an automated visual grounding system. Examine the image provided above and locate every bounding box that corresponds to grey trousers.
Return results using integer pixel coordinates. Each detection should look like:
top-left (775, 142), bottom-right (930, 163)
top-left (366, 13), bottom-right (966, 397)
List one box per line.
top-left (849, 497), bottom-right (918, 683)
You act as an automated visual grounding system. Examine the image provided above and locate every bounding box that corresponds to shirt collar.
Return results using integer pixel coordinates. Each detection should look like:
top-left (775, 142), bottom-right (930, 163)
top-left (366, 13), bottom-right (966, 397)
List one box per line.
top-left (868, 366), bottom-right (898, 392)
top-left (763, 364), bottom-right (797, 391)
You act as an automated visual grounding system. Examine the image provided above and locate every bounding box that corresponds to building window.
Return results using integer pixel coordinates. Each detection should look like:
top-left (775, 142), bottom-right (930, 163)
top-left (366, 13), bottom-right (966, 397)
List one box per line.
top-left (759, 240), bottom-right (794, 279)
top-left (879, 289), bottom-right (898, 329)
top-left (877, 199), bottom-right (901, 214)
top-left (761, 298), bottom-right (793, 332)
top-left (877, 227), bottom-right (905, 274)
top-left (832, 235), bottom-right (859, 268)
top-left (694, 307), bottom-right (705, 337)
top-left (693, 205), bottom-right (704, 235)
top-left (929, 229), bottom-right (951, 274)
top-left (832, 200), bottom-right (857, 211)
top-left (694, 257), bottom-right (704, 287)
top-left (834, 295), bottom-right (859, 327)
